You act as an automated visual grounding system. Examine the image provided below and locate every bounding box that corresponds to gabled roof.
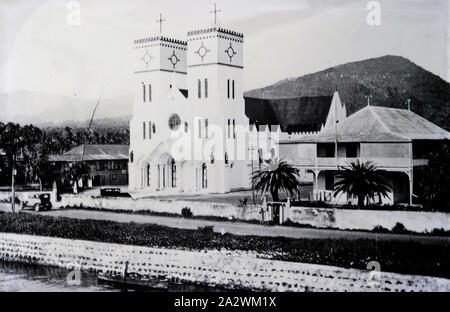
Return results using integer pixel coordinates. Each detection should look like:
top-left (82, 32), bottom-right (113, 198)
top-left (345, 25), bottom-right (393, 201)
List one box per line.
top-left (245, 95), bottom-right (333, 132)
top-left (281, 106), bottom-right (450, 143)
top-left (48, 144), bottom-right (129, 162)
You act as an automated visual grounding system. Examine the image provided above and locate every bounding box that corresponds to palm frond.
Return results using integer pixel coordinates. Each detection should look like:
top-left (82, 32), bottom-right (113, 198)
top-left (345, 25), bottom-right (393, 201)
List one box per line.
top-left (333, 160), bottom-right (392, 206)
top-left (251, 158), bottom-right (300, 199)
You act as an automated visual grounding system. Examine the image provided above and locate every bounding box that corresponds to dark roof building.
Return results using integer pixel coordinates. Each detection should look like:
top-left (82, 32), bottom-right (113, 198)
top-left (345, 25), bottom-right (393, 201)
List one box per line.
top-left (49, 144), bottom-right (129, 187)
top-left (48, 144), bottom-right (129, 162)
top-left (244, 95), bottom-right (334, 133)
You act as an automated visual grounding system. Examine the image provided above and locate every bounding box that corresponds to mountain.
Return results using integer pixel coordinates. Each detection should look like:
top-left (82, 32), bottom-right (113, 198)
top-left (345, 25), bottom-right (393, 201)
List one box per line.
top-left (245, 55), bottom-right (450, 130)
top-left (0, 90), bottom-right (133, 127)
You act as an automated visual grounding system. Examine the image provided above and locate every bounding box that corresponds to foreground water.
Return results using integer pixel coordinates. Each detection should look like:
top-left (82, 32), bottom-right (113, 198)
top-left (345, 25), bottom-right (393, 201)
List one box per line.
top-left (0, 261), bottom-right (222, 292)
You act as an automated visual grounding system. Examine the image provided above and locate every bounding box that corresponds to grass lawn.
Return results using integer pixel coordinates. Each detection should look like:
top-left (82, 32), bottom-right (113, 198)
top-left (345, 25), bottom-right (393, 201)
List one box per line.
top-left (0, 211), bottom-right (449, 279)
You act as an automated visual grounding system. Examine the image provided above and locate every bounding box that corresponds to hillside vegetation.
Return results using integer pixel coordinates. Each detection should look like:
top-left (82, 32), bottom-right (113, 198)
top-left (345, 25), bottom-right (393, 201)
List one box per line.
top-left (245, 55), bottom-right (450, 130)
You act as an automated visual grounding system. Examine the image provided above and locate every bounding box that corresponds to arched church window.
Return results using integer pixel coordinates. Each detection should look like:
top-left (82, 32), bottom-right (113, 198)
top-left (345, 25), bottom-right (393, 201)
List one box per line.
top-left (146, 164), bottom-right (151, 187)
top-left (227, 119), bottom-right (230, 138)
top-left (232, 80), bottom-right (235, 99)
top-left (205, 79), bottom-right (208, 98)
top-left (184, 122), bottom-right (188, 133)
top-left (143, 121), bottom-right (146, 139)
top-left (142, 83), bottom-right (146, 102)
top-left (148, 121), bottom-right (152, 139)
top-left (233, 119), bottom-right (236, 139)
top-left (198, 119), bottom-right (202, 138)
top-left (205, 119), bottom-right (209, 138)
top-left (202, 163), bottom-right (207, 189)
top-left (130, 151), bottom-right (133, 163)
top-left (152, 123), bottom-right (156, 134)
top-left (210, 152), bottom-right (214, 164)
top-left (157, 164), bottom-right (160, 189)
top-left (198, 79), bottom-right (201, 98)
top-left (227, 79), bottom-right (230, 98)
top-left (168, 114), bottom-right (181, 131)
top-left (225, 152), bottom-right (229, 165)
top-left (171, 159), bottom-right (176, 188)
top-left (148, 84), bottom-right (152, 102)
top-left (258, 149), bottom-right (263, 168)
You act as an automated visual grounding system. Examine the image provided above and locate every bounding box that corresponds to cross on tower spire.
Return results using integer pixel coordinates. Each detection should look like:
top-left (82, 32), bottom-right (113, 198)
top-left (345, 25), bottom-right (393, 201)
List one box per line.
top-left (156, 13), bottom-right (166, 33)
top-left (210, 3), bottom-right (221, 26)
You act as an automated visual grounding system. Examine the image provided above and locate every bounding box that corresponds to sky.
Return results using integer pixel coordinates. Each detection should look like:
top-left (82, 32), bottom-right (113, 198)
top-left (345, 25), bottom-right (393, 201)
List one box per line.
top-left (0, 0), bottom-right (448, 99)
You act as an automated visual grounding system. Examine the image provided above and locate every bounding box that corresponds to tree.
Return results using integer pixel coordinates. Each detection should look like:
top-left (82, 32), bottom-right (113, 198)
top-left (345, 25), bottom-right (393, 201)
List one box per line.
top-left (251, 158), bottom-right (300, 202)
top-left (0, 122), bottom-right (27, 212)
top-left (60, 161), bottom-right (91, 193)
top-left (414, 142), bottom-right (450, 211)
top-left (332, 160), bottom-right (391, 208)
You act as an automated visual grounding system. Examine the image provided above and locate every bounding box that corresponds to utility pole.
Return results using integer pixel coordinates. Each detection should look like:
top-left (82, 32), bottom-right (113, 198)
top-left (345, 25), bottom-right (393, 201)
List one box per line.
top-left (334, 90), bottom-right (338, 166)
top-left (11, 152), bottom-right (15, 213)
top-left (248, 145), bottom-right (256, 204)
top-left (406, 98), bottom-right (411, 111)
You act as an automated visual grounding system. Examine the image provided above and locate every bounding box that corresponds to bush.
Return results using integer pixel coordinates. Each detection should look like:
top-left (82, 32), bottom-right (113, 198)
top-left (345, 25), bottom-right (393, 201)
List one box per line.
top-left (197, 225), bottom-right (214, 235)
top-left (372, 225), bottom-right (391, 233)
top-left (181, 207), bottom-right (193, 218)
top-left (392, 222), bottom-right (409, 234)
top-left (431, 228), bottom-right (450, 236)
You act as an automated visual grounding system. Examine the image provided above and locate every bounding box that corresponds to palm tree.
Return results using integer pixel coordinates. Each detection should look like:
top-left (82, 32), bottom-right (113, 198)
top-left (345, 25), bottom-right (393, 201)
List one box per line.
top-left (332, 160), bottom-right (392, 208)
top-left (251, 158), bottom-right (300, 202)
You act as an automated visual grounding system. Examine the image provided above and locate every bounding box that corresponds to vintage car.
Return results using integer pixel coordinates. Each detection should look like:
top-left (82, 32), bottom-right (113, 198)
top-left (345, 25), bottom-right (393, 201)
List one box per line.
top-left (20, 193), bottom-right (52, 212)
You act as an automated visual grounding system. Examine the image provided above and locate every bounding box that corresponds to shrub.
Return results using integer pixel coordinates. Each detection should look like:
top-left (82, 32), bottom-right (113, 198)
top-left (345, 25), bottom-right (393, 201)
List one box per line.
top-left (372, 225), bottom-right (391, 233)
top-left (181, 207), bottom-right (193, 218)
top-left (197, 225), bottom-right (214, 235)
top-left (431, 228), bottom-right (450, 236)
top-left (392, 222), bottom-right (408, 234)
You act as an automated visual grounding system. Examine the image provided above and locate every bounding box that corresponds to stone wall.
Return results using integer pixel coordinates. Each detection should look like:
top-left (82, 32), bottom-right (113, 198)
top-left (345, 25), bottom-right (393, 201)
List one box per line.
top-left (0, 232), bottom-right (448, 292)
top-left (289, 207), bottom-right (450, 233)
top-left (60, 194), bottom-right (262, 221)
top-left (59, 195), bottom-right (450, 233)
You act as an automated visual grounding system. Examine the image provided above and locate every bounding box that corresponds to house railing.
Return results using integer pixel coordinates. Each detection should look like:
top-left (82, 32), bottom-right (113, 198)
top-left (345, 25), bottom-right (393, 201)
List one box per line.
top-left (313, 190), bottom-right (333, 202)
top-left (287, 157), bottom-right (415, 169)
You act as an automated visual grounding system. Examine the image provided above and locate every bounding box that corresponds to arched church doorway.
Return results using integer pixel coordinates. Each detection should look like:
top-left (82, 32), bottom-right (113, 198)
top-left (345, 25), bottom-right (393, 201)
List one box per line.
top-left (157, 153), bottom-right (177, 190)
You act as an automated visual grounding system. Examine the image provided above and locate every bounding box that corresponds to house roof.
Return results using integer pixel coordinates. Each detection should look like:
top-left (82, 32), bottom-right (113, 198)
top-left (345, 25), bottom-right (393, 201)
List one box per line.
top-left (281, 105), bottom-right (450, 144)
top-left (244, 95), bottom-right (333, 132)
top-left (48, 144), bottom-right (129, 162)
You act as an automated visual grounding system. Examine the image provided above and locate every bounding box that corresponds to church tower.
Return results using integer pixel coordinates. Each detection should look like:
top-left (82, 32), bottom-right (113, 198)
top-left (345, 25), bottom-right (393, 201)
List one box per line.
top-left (129, 33), bottom-right (188, 190)
top-left (187, 27), bottom-right (250, 192)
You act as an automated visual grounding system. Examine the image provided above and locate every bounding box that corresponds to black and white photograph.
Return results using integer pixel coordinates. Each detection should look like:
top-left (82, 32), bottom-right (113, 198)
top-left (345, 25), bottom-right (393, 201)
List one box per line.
top-left (0, 0), bottom-right (449, 302)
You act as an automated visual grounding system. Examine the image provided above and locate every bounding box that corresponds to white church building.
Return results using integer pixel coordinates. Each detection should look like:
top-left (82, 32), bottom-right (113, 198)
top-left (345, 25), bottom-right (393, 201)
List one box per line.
top-left (128, 26), bottom-right (254, 195)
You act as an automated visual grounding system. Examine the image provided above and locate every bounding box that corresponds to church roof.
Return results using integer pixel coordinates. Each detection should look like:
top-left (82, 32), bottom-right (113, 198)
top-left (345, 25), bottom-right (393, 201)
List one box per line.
top-left (281, 106), bottom-right (450, 144)
top-left (134, 36), bottom-right (187, 46)
top-left (244, 95), bottom-right (333, 132)
top-left (187, 27), bottom-right (243, 38)
top-left (48, 144), bottom-right (129, 162)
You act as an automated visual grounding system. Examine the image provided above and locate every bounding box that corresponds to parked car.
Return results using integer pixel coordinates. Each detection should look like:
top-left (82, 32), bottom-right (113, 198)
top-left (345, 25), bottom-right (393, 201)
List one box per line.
top-left (20, 193), bottom-right (52, 212)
